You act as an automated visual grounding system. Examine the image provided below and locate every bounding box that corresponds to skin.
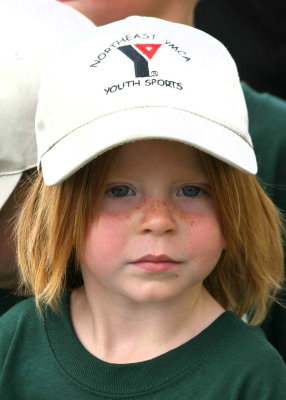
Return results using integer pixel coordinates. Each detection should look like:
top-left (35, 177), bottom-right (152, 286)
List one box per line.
top-left (72, 140), bottom-right (225, 363)
top-left (57, 0), bottom-right (198, 26)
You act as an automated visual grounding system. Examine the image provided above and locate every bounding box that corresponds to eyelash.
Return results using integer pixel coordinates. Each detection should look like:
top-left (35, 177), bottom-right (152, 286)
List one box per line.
top-left (107, 185), bottom-right (135, 198)
top-left (177, 186), bottom-right (204, 197)
top-left (106, 185), bottom-right (205, 198)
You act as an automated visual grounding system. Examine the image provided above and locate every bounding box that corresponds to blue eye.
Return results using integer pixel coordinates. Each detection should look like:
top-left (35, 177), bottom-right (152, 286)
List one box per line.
top-left (107, 185), bottom-right (135, 197)
top-left (177, 185), bottom-right (202, 197)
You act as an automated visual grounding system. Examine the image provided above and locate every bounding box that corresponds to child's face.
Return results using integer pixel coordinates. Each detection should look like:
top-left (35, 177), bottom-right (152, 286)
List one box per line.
top-left (80, 140), bottom-right (225, 304)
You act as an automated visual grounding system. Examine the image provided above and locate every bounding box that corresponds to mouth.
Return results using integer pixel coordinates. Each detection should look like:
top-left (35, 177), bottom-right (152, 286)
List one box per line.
top-left (130, 254), bottom-right (181, 273)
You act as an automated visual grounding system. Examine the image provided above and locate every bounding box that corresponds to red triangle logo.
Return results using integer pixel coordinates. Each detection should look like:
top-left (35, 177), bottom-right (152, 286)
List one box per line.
top-left (135, 44), bottom-right (161, 60)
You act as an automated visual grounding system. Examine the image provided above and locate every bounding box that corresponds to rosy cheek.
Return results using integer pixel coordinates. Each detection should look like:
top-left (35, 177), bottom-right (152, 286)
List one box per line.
top-left (184, 214), bottom-right (225, 255)
top-left (83, 212), bottom-right (130, 264)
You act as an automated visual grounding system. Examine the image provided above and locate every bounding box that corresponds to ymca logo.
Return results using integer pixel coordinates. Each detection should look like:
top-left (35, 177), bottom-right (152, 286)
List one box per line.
top-left (118, 44), bottom-right (161, 78)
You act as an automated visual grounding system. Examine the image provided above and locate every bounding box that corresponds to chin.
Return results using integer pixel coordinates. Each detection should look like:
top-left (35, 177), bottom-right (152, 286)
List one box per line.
top-left (124, 281), bottom-right (186, 304)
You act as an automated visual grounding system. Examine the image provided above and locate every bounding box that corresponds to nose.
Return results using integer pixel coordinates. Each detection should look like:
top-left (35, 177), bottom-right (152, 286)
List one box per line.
top-left (138, 199), bottom-right (177, 235)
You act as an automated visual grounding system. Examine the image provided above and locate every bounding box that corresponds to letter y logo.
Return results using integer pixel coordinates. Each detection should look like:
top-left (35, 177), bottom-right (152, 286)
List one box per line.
top-left (118, 44), bottom-right (161, 77)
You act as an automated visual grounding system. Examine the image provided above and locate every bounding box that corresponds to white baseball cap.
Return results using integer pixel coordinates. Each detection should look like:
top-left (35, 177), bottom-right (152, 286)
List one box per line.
top-left (36, 16), bottom-right (257, 186)
top-left (0, 0), bottom-right (95, 209)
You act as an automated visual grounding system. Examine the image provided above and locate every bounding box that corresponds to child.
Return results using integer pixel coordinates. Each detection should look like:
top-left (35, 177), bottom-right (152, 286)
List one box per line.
top-left (61, 0), bottom-right (286, 363)
top-left (1, 16), bottom-right (286, 398)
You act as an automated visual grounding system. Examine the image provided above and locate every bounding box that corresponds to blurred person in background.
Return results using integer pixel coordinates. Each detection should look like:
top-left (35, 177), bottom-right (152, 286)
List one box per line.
top-left (0, 0), bottom-right (95, 315)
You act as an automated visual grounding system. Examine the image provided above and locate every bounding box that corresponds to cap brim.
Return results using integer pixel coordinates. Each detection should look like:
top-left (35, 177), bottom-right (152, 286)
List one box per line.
top-left (41, 107), bottom-right (257, 186)
top-left (0, 173), bottom-right (22, 210)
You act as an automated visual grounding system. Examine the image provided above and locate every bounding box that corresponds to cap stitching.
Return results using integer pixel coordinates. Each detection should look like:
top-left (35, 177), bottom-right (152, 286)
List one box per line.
top-left (41, 106), bottom-right (252, 158)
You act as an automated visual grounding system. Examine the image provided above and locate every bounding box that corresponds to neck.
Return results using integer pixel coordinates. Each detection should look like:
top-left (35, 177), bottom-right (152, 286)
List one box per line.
top-left (157, 1), bottom-right (196, 26)
top-left (71, 284), bottom-right (223, 364)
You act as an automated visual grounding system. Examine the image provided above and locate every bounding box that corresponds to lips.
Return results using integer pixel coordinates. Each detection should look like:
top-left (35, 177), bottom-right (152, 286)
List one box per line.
top-left (133, 254), bottom-right (176, 263)
top-left (131, 254), bottom-right (181, 273)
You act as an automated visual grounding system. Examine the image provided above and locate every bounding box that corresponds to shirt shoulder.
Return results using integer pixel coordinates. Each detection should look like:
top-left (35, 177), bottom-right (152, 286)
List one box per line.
top-left (0, 298), bottom-right (41, 359)
top-left (241, 81), bottom-right (286, 137)
top-left (0, 297), bottom-right (37, 327)
top-left (241, 81), bottom-right (286, 210)
top-left (207, 313), bottom-right (286, 398)
top-left (217, 313), bottom-right (286, 373)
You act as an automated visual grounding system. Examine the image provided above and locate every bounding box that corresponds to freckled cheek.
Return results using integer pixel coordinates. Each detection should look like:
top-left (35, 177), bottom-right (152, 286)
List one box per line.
top-left (183, 213), bottom-right (225, 255)
top-left (82, 212), bottom-right (132, 265)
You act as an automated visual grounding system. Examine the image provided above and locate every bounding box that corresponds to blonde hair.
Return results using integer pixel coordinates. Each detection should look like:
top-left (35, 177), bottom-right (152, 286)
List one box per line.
top-left (17, 149), bottom-right (117, 309)
top-left (17, 147), bottom-right (284, 323)
top-left (200, 152), bottom-right (284, 324)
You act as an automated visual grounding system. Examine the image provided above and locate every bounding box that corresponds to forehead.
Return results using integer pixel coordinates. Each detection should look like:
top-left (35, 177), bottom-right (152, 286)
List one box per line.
top-left (110, 139), bottom-right (205, 175)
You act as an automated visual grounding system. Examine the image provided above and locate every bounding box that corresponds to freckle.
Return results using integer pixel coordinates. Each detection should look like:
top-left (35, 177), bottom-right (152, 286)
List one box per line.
top-left (149, 200), bottom-right (157, 213)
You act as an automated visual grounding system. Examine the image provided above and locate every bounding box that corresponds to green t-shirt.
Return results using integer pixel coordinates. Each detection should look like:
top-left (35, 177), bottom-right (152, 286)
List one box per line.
top-left (242, 81), bottom-right (286, 212)
top-left (0, 293), bottom-right (285, 399)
